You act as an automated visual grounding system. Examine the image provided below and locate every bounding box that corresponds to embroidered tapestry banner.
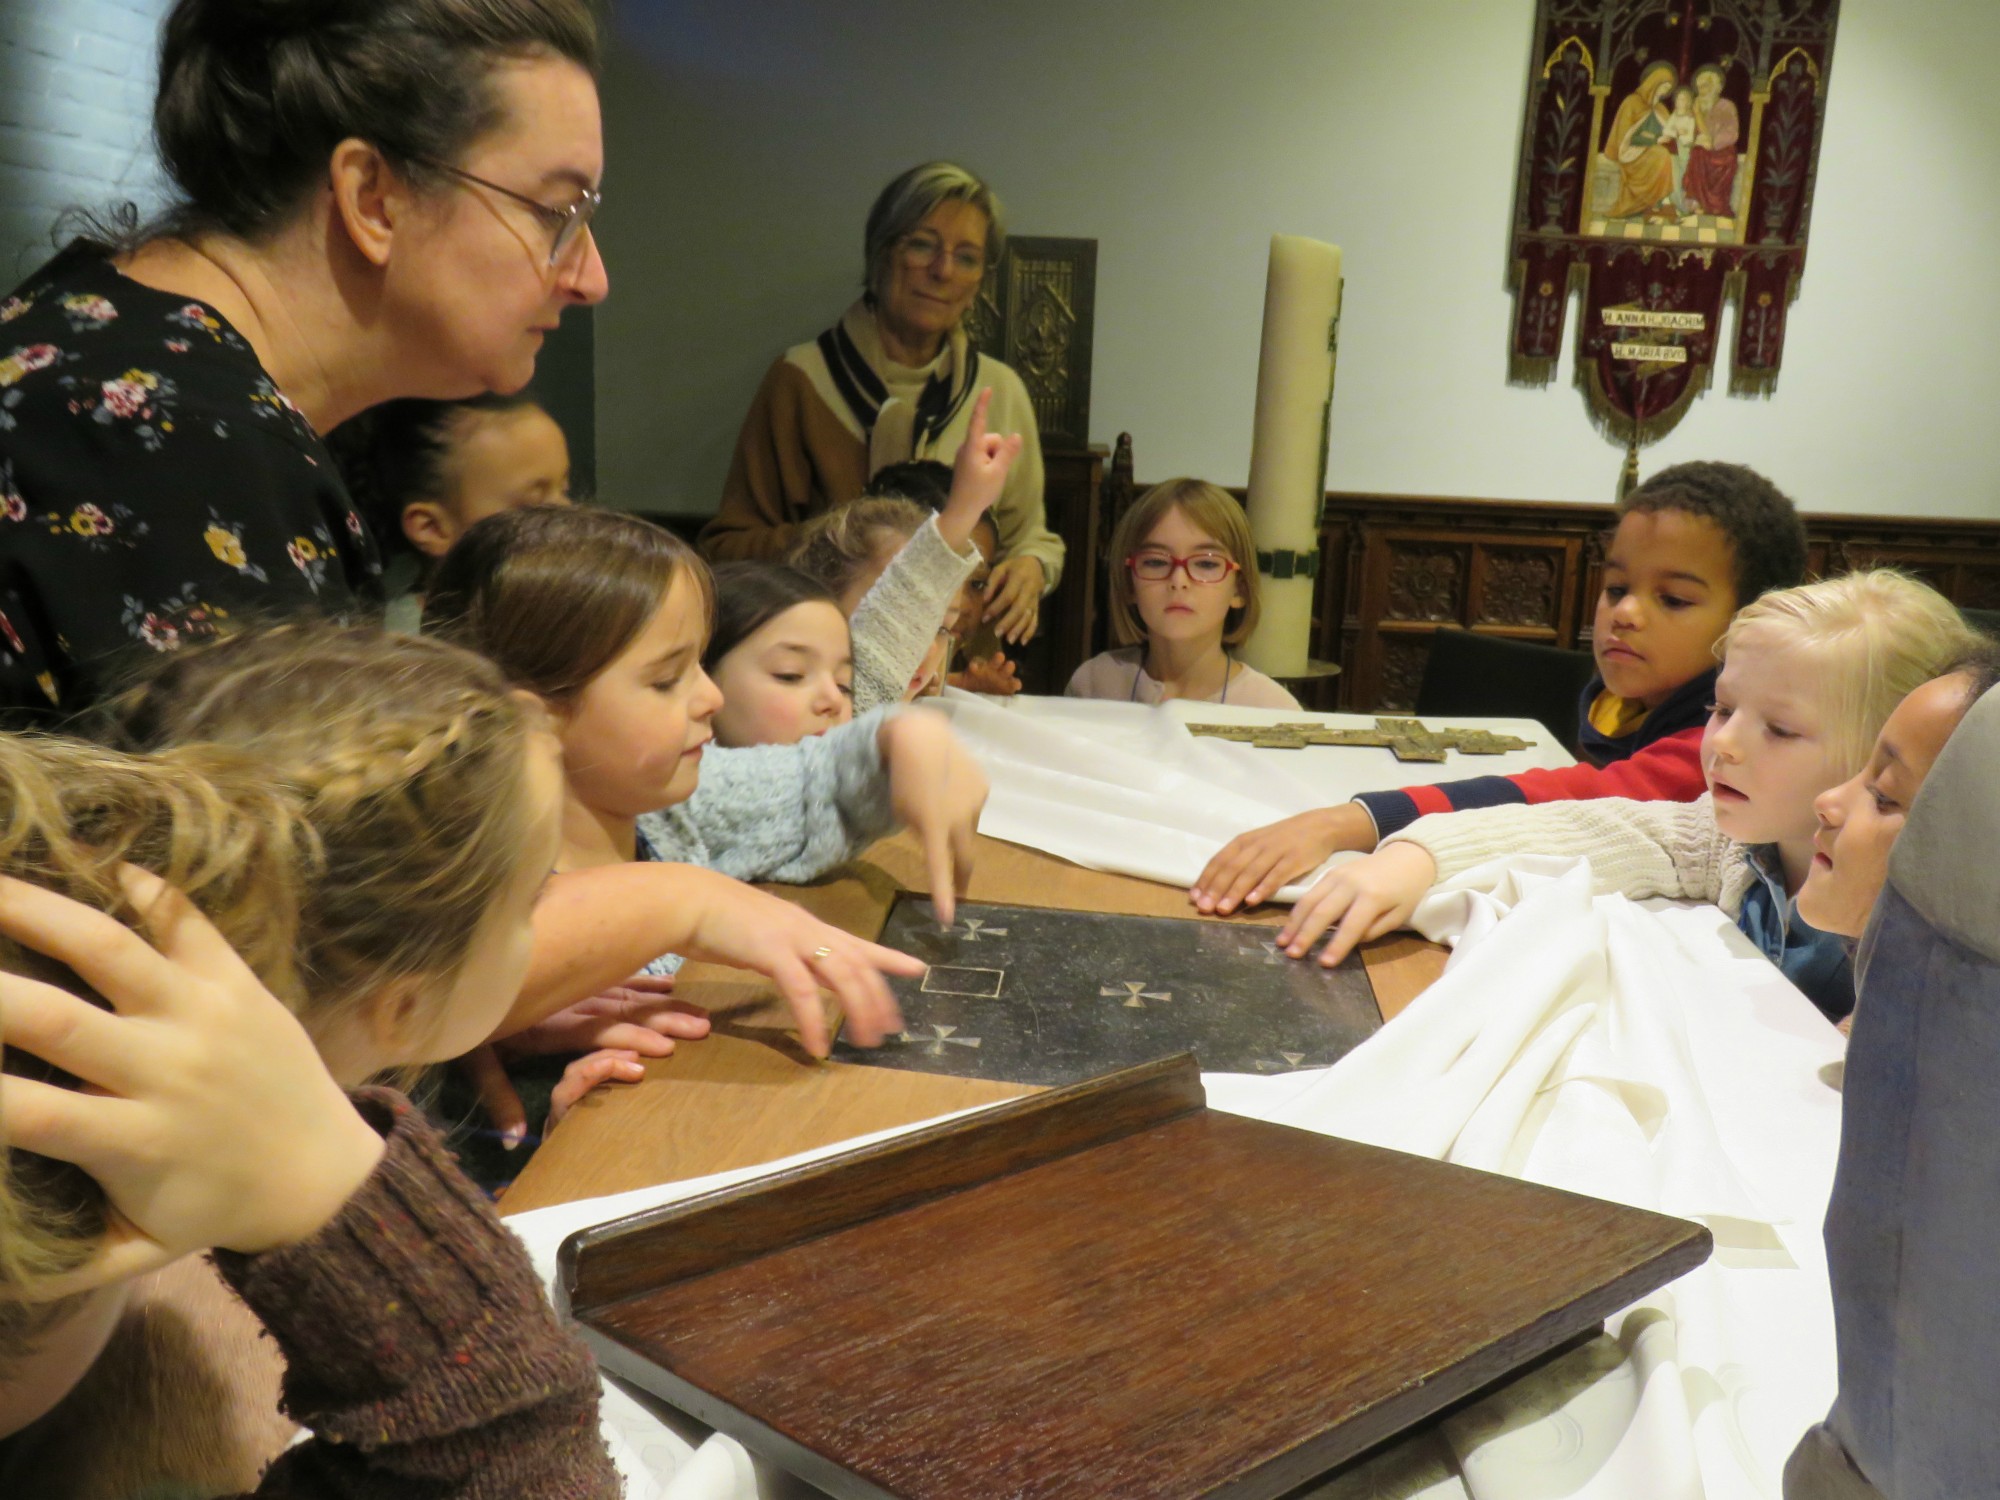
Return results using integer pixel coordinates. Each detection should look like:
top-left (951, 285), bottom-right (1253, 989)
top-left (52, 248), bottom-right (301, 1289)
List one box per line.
top-left (1509, 0), bottom-right (1839, 441)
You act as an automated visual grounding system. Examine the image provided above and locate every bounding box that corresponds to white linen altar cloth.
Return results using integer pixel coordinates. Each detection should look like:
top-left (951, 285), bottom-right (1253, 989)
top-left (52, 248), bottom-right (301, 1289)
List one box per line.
top-left (505, 856), bottom-right (1845, 1500)
top-left (930, 690), bottom-right (1575, 902)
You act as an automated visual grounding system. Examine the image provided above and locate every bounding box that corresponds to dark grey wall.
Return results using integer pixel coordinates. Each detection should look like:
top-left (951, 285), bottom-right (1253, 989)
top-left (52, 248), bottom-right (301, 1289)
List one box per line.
top-left (532, 306), bottom-right (596, 499)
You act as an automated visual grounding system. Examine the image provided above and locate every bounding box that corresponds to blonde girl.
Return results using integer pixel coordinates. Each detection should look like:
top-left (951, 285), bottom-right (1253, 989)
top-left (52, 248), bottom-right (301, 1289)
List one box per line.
top-left (1066, 479), bottom-right (1301, 709)
top-left (424, 505), bottom-right (984, 1055)
top-left (0, 628), bottom-right (620, 1492)
top-left (1280, 571), bottom-right (1990, 1020)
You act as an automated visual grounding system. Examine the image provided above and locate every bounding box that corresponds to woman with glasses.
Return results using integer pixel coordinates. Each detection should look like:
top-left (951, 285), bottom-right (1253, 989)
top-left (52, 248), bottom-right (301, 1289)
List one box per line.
top-left (1065, 478), bottom-right (1302, 710)
top-left (0, 0), bottom-right (608, 726)
top-left (701, 160), bottom-right (1063, 650)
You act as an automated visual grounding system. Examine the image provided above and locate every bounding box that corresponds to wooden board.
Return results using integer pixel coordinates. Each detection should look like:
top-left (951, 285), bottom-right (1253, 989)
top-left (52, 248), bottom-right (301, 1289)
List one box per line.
top-left (561, 1056), bottom-right (1711, 1500)
top-left (835, 895), bottom-right (1380, 1084)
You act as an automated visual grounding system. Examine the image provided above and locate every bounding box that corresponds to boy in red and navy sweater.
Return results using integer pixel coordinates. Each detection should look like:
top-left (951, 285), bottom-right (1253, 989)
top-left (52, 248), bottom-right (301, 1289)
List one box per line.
top-left (1191, 462), bottom-right (1810, 914)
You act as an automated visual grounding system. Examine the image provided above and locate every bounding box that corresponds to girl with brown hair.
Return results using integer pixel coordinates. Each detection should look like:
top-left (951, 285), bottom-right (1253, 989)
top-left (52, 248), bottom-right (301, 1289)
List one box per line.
top-left (424, 506), bottom-right (988, 1065)
top-left (1066, 478), bottom-right (1301, 710)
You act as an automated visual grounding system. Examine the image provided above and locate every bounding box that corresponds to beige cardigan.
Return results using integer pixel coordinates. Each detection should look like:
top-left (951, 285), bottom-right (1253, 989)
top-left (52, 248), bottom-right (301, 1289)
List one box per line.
top-left (700, 301), bottom-right (1064, 588)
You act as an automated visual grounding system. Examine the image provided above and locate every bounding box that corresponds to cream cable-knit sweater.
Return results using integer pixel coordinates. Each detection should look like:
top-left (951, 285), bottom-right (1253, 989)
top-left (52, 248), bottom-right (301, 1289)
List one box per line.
top-left (1384, 793), bottom-right (1759, 916)
top-left (849, 515), bottom-right (980, 712)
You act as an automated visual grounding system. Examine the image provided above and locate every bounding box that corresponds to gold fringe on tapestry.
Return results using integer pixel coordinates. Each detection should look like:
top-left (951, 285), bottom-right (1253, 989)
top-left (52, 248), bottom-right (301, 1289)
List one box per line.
top-left (1579, 356), bottom-right (1711, 449)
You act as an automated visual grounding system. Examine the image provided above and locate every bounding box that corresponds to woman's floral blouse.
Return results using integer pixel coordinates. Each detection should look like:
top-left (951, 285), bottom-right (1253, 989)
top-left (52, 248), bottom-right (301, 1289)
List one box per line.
top-left (0, 248), bottom-right (382, 725)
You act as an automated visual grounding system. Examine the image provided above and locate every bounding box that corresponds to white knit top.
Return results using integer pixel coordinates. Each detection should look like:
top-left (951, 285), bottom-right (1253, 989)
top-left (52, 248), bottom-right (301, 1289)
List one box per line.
top-left (1384, 793), bottom-right (1759, 917)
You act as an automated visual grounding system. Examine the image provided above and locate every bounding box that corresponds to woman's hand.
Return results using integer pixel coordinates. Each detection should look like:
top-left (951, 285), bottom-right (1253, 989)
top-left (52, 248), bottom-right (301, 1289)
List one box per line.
top-left (981, 555), bottom-right (1044, 645)
top-left (682, 873), bottom-right (920, 1057)
top-left (0, 870), bottom-right (385, 1294)
top-left (938, 388), bottom-right (1021, 554)
top-left (497, 975), bottom-right (710, 1060)
top-left (950, 652), bottom-right (1022, 696)
top-left (1275, 842), bottom-right (1439, 968)
top-left (1191, 804), bottom-right (1379, 915)
top-left (879, 709), bottom-right (989, 929)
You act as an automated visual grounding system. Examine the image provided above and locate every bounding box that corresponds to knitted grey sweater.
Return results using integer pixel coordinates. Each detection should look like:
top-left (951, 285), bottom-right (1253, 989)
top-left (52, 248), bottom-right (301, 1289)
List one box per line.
top-left (630, 709), bottom-right (902, 976)
top-left (635, 706), bottom-right (900, 880)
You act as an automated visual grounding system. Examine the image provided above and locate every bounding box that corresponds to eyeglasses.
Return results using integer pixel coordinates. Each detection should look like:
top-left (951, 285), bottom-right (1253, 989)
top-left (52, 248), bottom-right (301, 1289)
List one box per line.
top-left (898, 231), bottom-right (986, 279)
top-left (1126, 551), bottom-right (1242, 585)
top-left (412, 157), bottom-right (601, 267)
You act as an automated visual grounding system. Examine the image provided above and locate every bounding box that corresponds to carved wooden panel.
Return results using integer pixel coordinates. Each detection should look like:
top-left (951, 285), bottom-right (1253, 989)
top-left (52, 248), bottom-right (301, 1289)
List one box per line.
top-left (1826, 542), bottom-right (2000, 613)
top-left (1383, 545), bottom-right (1466, 623)
top-left (1473, 546), bottom-right (1564, 630)
top-left (1374, 634), bottom-right (1433, 714)
top-left (968, 237), bottom-right (1097, 451)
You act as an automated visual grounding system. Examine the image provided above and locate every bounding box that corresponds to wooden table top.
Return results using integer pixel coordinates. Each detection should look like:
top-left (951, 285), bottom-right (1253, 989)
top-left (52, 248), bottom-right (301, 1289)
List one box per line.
top-left (501, 833), bottom-right (1446, 1214)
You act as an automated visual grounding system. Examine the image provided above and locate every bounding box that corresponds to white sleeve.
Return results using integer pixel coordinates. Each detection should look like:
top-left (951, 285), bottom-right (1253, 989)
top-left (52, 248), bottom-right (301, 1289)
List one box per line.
top-left (1385, 795), bottom-right (1734, 904)
top-left (847, 515), bottom-right (979, 712)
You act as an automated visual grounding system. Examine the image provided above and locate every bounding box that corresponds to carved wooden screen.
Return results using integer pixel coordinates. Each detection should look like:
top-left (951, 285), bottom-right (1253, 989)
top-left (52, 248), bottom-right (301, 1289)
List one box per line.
top-left (1319, 499), bottom-right (2000, 713)
top-left (1356, 529), bottom-right (1590, 712)
top-left (964, 236), bottom-right (1097, 451)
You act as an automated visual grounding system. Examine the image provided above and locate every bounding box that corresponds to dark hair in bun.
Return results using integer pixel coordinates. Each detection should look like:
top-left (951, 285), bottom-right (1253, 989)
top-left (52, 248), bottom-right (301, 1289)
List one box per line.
top-left (147, 0), bottom-right (598, 240)
top-left (325, 391), bottom-right (545, 558)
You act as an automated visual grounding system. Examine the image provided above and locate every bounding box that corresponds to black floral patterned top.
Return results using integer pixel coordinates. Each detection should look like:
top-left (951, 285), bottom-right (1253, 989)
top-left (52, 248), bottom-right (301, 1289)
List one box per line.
top-left (0, 247), bottom-right (382, 726)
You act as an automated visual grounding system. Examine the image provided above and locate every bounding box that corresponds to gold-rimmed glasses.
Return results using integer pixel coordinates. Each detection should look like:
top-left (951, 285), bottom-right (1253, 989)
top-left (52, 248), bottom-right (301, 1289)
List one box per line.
top-left (898, 230), bottom-right (986, 280)
top-left (413, 156), bottom-right (601, 267)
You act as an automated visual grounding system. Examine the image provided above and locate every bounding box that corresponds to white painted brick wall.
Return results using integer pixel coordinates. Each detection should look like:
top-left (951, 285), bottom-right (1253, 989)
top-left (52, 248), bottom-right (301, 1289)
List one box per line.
top-left (1, 0), bottom-right (173, 285)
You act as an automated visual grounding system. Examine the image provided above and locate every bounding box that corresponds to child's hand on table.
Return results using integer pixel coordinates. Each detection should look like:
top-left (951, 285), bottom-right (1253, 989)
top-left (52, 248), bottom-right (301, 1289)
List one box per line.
top-left (950, 652), bottom-right (1022, 696)
top-left (546, 1048), bottom-right (647, 1130)
top-left (498, 973), bottom-right (710, 1059)
top-left (938, 387), bottom-right (1022, 554)
top-left (1191, 803), bottom-right (1381, 914)
top-left (880, 710), bottom-right (989, 929)
top-left (0, 869), bottom-right (385, 1293)
top-left (681, 870), bottom-right (920, 1058)
top-left (1276, 842), bottom-right (1439, 969)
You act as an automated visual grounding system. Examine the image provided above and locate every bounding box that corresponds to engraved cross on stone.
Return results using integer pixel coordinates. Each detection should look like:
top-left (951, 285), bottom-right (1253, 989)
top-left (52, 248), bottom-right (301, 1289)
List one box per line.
top-left (894, 1023), bottom-right (982, 1055)
top-left (1101, 980), bottom-right (1172, 1009)
top-left (954, 918), bottom-right (1009, 942)
top-left (1256, 1050), bottom-right (1310, 1071)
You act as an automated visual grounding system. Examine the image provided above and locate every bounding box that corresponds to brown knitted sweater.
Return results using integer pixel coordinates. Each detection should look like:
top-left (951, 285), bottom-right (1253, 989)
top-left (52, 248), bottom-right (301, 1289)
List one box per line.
top-left (209, 1088), bottom-right (619, 1498)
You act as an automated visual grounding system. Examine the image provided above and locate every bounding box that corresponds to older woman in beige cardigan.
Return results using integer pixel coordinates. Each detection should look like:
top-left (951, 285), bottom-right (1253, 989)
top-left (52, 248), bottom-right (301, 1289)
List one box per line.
top-left (700, 160), bottom-right (1063, 645)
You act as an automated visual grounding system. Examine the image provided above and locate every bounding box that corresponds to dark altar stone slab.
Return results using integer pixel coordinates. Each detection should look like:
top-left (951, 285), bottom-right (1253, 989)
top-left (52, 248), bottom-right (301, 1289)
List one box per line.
top-left (832, 896), bottom-right (1380, 1085)
top-left (560, 1056), bottom-right (1714, 1500)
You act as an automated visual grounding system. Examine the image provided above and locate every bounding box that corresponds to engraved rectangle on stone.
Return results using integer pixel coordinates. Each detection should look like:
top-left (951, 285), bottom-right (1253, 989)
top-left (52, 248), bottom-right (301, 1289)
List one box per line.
top-left (921, 965), bottom-right (1005, 999)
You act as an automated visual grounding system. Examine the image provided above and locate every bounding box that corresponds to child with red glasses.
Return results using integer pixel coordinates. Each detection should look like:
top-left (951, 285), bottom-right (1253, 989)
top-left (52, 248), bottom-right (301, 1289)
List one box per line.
top-left (1065, 478), bottom-right (1301, 709)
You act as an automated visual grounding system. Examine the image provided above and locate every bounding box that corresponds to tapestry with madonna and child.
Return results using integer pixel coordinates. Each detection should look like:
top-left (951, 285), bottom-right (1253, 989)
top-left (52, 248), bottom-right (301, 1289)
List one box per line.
top-left (1507, 1), bottom-right (1839, 458)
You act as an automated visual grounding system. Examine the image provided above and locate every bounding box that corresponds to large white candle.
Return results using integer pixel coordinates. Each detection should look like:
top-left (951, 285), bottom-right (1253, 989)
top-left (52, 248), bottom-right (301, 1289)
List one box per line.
top-left (1240, 234), bottom-right (1342, 680)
